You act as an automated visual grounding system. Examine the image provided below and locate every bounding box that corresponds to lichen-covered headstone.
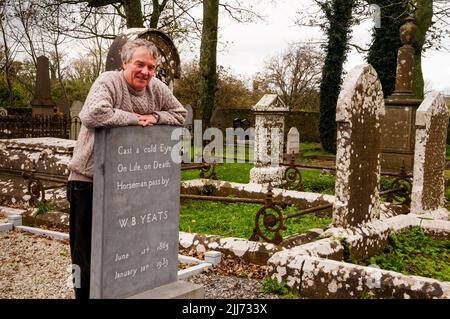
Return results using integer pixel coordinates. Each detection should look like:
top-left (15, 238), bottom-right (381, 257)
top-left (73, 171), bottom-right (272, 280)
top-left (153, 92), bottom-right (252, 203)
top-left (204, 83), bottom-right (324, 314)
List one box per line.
top-left (70, 101), bottom-right (83, 140)
top-left (249, 94), bottom-right (288, 184)
top-left (411, 91), bottom-right (449, 215)
top-left (286, 127), bottom-right (300, 155)
top-left (333, 64), bottom-right (385, 228)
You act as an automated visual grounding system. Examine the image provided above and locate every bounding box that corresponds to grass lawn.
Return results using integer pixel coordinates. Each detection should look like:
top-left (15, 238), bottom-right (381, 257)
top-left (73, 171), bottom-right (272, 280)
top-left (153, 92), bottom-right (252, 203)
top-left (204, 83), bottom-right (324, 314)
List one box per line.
top-left (179, 143), bottom-right (450, 239)
top-left (180, 199), bottom-right (331, 238)
top-left (180, 144), bottom-right (333, 239)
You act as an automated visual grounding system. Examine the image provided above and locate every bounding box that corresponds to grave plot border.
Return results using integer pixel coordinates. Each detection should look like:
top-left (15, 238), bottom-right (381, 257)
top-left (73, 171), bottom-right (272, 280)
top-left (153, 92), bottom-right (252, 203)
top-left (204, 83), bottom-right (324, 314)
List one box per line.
top-left (267, 214), bottom-right (450, 299)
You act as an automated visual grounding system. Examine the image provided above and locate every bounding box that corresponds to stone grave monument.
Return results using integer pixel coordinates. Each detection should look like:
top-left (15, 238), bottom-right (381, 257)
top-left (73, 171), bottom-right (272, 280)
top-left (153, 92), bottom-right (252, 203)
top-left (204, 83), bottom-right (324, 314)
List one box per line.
top-left (105, 28), bottom-right (180, 91)
top-left (184, 104), bottom-right (193, 133)
top-left (411, 91), bottom-right (449, 216)
top-left (56, 96), bottom-right (70, 117)
top-left (90, 125), bottom-right (203, 299)
top-left (249, 94), bottom-right (289, 184)
top-left (333, 64), bottom-right (385, 228)
top-left (286, 127), bottom-right (300, 155)
top-left (381, 16), bottom-right (422, 173)
top-left (31, 56), bottom-right (55, 116)
top-left (70, 101), bottom-right (83, 140)
top-left (70, 100), bottom-right (83, 118)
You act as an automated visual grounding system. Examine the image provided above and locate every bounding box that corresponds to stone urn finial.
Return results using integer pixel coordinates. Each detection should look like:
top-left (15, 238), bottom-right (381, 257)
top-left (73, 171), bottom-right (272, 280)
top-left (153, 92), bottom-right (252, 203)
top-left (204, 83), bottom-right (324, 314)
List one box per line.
top-left (400, 15), bottom-right (417, 46)
top-left (389, 15), bottom-right (418, 98)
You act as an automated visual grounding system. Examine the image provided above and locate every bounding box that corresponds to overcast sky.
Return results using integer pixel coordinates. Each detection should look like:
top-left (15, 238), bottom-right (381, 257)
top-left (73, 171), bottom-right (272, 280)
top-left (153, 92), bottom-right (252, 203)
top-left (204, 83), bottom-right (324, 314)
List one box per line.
top-left (183, 0), bottom-right (450, 94)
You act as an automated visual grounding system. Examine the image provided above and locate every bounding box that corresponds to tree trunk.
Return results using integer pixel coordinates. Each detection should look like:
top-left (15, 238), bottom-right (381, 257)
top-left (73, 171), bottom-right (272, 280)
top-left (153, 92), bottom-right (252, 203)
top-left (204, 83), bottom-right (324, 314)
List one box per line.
top-left (318, 0), bottom-right (356, 153)
top-left (122, 0), bottom-right (144, 28)
top-left (366, 0), bottom-right (409, 98)
top-left (199, 0), bottom-right (219, 128)
top-left (412, 0), bottom-right (432, 98)
top-left (150, 0), bottom-right (169, 28)
top-left (87, 0), bottom-right (144, 28)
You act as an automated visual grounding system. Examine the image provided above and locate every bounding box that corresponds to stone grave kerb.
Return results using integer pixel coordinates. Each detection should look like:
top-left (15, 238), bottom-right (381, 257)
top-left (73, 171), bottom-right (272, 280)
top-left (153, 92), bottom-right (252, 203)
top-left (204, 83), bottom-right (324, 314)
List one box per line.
top-left (333, 64), bottom-right (385, 228)
top-left (381, 16), bottom-right (423, 173)
top-left (249, 94), bottom-right (289, 185)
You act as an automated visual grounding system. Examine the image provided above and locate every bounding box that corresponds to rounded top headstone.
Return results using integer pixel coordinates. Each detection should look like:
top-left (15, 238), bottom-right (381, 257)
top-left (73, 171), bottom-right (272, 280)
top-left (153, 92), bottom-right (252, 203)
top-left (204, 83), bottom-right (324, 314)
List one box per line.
top-left (105, 28), bottom-right (180, 86)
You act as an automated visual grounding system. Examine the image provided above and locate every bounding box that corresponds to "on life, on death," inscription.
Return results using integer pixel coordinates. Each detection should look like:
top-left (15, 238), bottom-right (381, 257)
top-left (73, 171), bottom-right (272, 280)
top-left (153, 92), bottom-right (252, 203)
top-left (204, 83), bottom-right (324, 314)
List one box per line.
top-left (90, 125), bottom-right (181, 299)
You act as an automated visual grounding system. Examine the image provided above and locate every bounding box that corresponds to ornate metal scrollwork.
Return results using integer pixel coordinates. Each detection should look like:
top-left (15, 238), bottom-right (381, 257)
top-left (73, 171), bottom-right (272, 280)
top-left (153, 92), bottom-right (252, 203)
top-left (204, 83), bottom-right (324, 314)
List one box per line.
top-left (383, 163), bottom-right (412, 205)
top-left (384, 176), bottom-right (412, 205)
top-left (22, 161), bottom-right (45, 206)
top-left (281, 153), bottom-right (304, 191)
top-left (200, 161), bottom-right (218, 180)
top-left (249, 184), bottom-right (285, 245)
top-left (282, 166), bottom-right (304, 191)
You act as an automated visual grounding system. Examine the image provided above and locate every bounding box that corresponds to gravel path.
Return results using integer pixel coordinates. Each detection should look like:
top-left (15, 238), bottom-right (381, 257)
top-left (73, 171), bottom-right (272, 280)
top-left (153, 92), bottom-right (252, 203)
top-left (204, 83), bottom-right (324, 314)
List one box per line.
top-left (0, 230), bottom-right (73, 299)
top-left (0, 229), bottom-right (279, 299)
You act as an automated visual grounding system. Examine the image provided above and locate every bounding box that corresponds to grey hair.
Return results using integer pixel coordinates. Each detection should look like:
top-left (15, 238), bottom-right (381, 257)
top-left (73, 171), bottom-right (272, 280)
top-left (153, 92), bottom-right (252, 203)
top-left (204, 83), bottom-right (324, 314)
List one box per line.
top-left (120, 38), bottom-right (159, 64)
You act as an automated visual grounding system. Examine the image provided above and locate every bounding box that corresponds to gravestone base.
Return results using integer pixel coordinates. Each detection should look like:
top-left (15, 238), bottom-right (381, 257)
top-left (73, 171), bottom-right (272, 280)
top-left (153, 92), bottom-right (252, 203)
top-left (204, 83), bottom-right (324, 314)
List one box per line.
top-left (380, 152), bottom-right (413, 174)
top-left (31, 106), bottom-right (55, 117)
top-left (127, 280), bottom-right (205, 299)
top-left (380, 98), bottom-right (421, 173)
top-left (249, 166), bottom-right (285, 185)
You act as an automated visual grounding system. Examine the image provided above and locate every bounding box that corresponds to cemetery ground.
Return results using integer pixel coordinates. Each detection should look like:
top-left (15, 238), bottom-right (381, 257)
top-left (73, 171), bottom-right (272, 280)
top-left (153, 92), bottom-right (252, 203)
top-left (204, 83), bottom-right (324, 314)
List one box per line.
top-left (0, 142), bottom-right (449, 299)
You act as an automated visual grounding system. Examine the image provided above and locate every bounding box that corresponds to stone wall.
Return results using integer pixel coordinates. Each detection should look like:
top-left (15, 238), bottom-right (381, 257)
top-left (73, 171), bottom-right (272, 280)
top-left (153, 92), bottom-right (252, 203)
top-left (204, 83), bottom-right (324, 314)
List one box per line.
top-left (211, 108), bottom-right (320, 143)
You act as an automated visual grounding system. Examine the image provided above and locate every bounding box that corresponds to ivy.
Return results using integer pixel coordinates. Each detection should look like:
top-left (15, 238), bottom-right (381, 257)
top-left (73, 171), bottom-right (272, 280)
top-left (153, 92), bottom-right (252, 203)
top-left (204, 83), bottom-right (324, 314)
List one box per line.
top-left (365, 226), bottom-right (450, 281)
top-left (318, 0), bottom-right (357, 153)
top-left (367, 0), bottom-right (410, 98)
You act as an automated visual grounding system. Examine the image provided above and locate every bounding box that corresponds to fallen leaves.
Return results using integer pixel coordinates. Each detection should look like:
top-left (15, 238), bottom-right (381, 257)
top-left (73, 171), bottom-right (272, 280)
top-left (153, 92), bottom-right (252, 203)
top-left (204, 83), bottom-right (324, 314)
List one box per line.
top-left (179, 247), bottom-right (268, 280)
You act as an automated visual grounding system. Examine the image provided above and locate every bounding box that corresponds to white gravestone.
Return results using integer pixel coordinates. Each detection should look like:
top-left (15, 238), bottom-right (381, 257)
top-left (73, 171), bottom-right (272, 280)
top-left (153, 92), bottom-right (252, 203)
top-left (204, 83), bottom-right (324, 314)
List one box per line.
top-left (249, 94), bottom-right (289, 184)
top-left (286, 127), bottom-right (300, 155)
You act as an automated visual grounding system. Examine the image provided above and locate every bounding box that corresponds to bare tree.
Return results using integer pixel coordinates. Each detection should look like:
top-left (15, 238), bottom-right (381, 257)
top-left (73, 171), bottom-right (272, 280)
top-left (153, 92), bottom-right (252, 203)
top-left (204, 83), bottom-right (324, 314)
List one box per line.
top-left (0, 1), bottom-right (17, 104)
top-left (263, 44), bottom-right (323, 111)
top-left (5, 0), bottom-right (42, 67)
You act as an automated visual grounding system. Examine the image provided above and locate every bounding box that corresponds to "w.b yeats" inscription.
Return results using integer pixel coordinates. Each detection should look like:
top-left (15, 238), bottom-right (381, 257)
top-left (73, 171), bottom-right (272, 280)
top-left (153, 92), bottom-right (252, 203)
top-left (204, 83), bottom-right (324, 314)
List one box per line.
top-left (90, 125), bottom-right (181, 299)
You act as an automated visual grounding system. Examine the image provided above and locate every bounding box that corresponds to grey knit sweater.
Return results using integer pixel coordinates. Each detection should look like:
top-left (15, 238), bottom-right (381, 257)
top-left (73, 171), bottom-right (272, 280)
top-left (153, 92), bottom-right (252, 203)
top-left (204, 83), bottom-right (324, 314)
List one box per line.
top-left (68, 71), bottom-right (187, 182)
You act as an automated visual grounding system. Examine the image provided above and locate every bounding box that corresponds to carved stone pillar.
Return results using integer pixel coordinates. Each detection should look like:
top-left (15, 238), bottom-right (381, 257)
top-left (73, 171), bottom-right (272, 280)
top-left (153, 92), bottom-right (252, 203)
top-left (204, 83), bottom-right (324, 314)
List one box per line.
top-left (381, 16), bottom-right (423, 173)
top-left (249, 94), bottom-right (288, 184)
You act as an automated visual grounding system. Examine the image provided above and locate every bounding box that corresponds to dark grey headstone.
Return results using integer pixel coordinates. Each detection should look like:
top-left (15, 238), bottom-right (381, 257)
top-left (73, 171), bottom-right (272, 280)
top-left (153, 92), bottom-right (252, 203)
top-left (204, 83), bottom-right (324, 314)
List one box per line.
top-left (31, 56), bottom-right (54, 111)
top-left (184, 104), bottom-right (193, 127)
top-left (91, 125), bottom-right (181, 299)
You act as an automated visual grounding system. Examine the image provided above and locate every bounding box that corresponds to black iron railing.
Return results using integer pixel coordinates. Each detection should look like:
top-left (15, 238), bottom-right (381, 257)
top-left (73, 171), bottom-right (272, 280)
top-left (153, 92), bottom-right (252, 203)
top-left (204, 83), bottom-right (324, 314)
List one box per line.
top-left (0, 115), bottom-right (81, 139)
